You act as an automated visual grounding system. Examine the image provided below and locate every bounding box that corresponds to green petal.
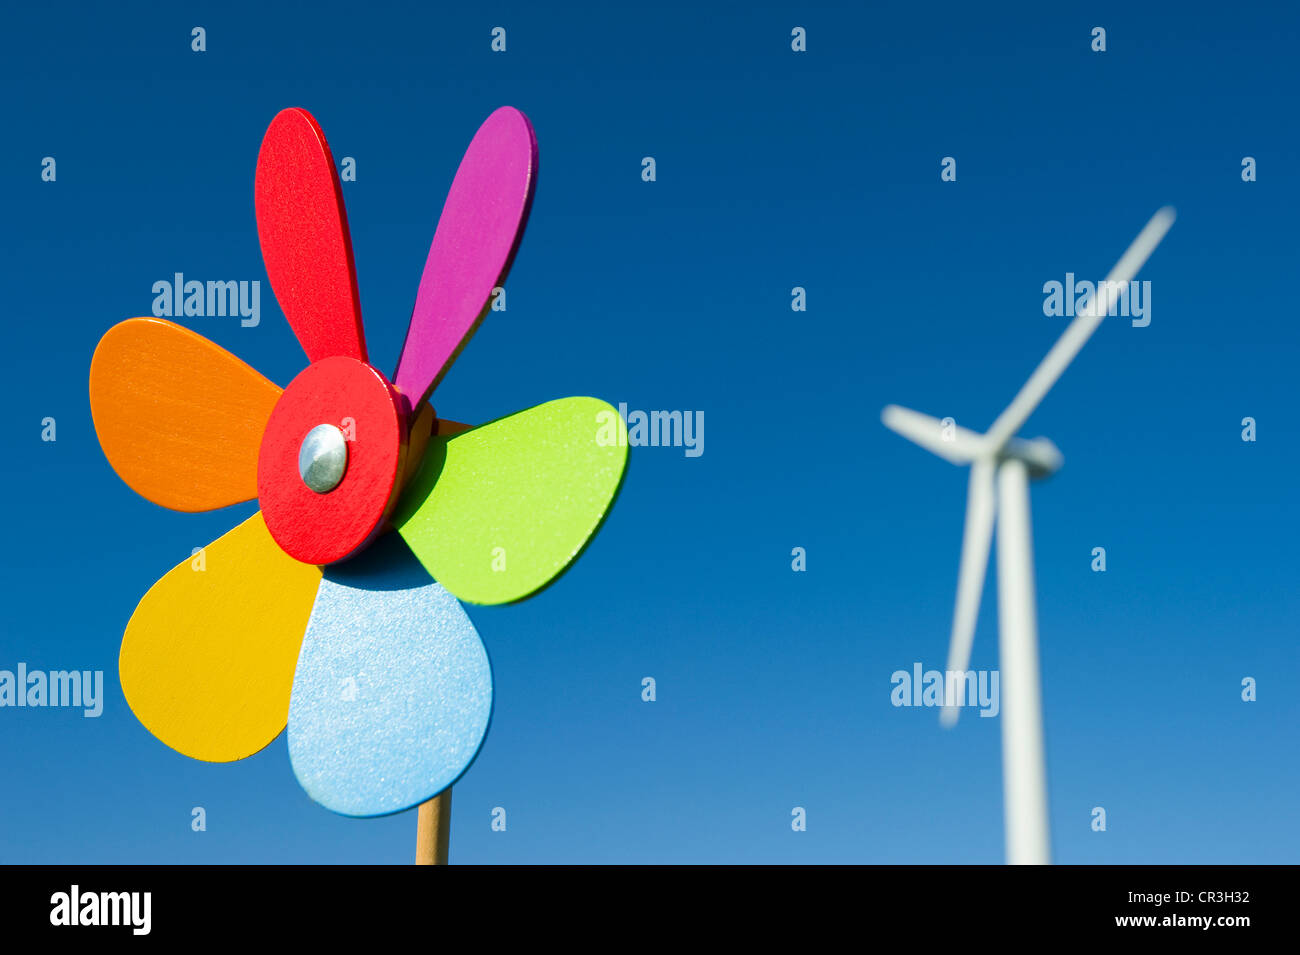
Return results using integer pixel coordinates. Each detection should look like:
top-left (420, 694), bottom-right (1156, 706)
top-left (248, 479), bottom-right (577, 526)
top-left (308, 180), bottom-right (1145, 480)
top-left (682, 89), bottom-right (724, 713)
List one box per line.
top-left (394, 397), bottom-right (628, 605)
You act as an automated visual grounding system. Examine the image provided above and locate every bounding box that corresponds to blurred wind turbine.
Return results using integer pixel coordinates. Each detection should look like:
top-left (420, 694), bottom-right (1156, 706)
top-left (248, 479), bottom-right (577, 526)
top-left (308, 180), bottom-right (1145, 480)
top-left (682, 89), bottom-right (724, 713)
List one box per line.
top-left (882, 208), bottom-right (1175, 865)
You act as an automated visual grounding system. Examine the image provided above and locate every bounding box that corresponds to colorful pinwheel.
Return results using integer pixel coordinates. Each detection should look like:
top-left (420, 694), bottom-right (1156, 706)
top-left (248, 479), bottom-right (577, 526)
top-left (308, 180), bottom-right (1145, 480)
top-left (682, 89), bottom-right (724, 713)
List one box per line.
top-left (88, 107), bottom-right (627, 824)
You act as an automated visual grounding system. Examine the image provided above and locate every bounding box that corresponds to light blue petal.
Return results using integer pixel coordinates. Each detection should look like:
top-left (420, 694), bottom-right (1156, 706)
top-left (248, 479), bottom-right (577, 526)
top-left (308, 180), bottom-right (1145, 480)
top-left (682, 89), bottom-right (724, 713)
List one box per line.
top-left (288, 533), bottom-right (493, 817)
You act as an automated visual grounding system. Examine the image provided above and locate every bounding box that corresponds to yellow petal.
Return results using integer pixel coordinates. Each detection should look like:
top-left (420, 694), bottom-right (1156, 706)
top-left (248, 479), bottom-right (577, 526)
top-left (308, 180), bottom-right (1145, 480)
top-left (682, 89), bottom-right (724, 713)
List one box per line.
top-left (119, 512), bottom-right (322, 762)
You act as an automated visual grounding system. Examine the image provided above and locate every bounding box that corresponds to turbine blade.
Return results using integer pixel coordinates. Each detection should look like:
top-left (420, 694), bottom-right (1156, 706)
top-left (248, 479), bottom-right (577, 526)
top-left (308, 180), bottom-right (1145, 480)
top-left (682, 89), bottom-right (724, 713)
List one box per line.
top-left (983, 207), bottom-right (1175, 450)
top-left (940, 459), bottom-right (997, 727)
top-left (881, 405), bottom-right (985, 463)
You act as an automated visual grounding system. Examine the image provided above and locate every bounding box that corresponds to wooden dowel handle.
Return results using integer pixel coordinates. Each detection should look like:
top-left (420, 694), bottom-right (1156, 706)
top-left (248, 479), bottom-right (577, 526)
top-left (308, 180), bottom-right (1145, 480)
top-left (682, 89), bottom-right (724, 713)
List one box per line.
top-left (415, 788), bottom-right (452, 865)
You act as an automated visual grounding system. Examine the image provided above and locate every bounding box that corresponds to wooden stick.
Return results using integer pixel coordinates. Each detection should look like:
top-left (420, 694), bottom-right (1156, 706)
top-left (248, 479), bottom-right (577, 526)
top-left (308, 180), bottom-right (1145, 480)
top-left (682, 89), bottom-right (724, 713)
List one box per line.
top-left (415, 788), bottom-right (452, 865)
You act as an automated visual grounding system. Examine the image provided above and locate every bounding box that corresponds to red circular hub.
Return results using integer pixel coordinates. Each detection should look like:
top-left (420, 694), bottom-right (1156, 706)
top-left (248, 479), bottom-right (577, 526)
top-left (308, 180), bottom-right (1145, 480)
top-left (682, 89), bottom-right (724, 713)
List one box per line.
top-left (258, 356), bottom-right (407, 565)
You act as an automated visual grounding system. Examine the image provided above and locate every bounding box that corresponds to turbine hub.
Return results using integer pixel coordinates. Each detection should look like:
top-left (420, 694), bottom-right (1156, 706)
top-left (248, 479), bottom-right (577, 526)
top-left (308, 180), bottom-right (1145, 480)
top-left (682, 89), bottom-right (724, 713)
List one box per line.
top-left (1000, 437), bottom-right (1063, 480)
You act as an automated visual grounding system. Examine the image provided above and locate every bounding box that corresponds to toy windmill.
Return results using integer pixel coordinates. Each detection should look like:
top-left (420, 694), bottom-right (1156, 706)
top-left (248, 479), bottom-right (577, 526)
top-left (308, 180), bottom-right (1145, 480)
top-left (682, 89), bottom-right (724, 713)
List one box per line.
top-left (88, 106), bottom-right (627, 863)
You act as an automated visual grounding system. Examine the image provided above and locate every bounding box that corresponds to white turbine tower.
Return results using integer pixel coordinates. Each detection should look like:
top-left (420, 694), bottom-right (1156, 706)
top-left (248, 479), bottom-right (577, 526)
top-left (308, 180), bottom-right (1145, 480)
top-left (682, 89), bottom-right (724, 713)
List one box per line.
top-left (882, 208), bottom-right (1175, 865)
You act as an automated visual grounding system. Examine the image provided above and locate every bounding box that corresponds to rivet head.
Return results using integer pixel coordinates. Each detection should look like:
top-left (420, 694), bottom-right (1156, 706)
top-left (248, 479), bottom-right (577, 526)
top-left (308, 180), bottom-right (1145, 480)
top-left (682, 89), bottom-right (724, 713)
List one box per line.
top-left (298, 424), bottom-right (348, 494)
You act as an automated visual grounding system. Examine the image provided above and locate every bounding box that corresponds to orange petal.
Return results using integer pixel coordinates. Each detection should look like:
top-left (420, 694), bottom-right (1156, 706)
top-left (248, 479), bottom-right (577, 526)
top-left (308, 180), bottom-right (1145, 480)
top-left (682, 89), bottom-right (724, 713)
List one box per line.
top-left (90, 318), bottom-right (282, 512)
top-left (119, 511), bottom-right (323, 762)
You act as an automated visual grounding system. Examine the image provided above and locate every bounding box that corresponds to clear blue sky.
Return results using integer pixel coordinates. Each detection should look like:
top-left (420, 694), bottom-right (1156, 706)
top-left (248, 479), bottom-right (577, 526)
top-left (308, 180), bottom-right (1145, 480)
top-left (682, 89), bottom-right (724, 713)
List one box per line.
top-left (1, 1), bottom-right (1295, 863)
